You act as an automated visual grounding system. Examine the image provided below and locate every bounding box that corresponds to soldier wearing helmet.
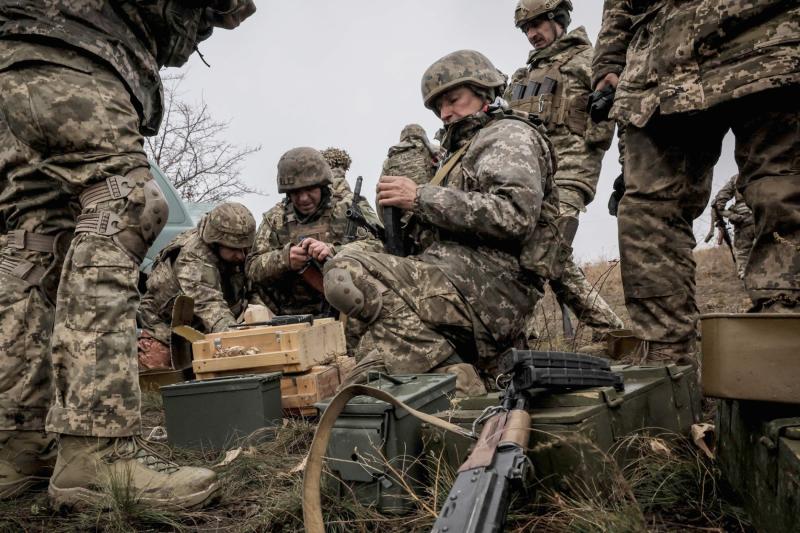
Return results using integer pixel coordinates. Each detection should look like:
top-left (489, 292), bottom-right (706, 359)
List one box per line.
top-left (246, 147), bottom-right (381, 320)
top-left (137, 202), bottom-right (261, 370)
top-left (505, 0), bottom-right (624, 346)
top-left (321, 50), bottom-right (557, 396)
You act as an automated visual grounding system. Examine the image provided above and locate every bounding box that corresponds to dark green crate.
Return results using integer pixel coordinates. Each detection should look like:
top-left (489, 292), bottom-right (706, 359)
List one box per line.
top-left (315, 373), bottom-right (456, 514)
top-left (161, 373), bottom-right (282, 450)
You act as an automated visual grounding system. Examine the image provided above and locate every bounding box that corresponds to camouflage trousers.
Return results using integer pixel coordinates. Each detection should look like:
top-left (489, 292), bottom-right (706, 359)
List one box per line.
top-left (529, 198), bottom-right (624, 340)
top-left (620, 86), bottom-right (800, 346)
top-left (733, 223), bottom-right (756, 280)
top-left (0, 57), bottom-right (160, 436)
top-left (324, 249), bottom-right (493, 396)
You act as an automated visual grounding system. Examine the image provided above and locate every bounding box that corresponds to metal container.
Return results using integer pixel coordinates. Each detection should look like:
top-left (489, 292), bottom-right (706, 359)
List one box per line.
top-left (701, 313), bottom-right (800, 403)
top-left (315, 373), bottom-right (456, 514)
top-left (161, 373), bottom-right (282, 449)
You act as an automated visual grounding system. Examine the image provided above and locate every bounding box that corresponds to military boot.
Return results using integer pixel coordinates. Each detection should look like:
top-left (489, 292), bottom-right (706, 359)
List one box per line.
top-left (632, 339), bottom-right (697, 368)
top-left (48, 435), bottom-right (219, 511)
top-left (0, 430), bottom-right (57, 499)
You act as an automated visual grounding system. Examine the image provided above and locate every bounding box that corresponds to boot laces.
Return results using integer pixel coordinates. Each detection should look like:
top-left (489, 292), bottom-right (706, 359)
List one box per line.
top-left (107, 436), bottom-right (180, 474)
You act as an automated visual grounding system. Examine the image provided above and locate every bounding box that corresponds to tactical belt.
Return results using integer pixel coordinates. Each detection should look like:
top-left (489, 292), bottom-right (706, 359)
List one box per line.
top-left (0, 255), bottom-right (46, 284)
top-left (75, 212), bottom-right (124, 237)
top-left (6, 230), bottom-right (56, 253)
top-left (79, 175), bottom-right (136, 208)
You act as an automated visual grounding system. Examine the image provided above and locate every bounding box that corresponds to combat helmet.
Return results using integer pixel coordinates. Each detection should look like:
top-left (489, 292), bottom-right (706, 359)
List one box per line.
top-left (515, 0), bottom-right (573, 29)
top-left (321, 147), bottom-right (352, 172)
top-left (277, 147), bottom-right (333, 193)
top-left (201, 202), bottom-right (256, 249)
top-left (421, 50), bottom-right (507, 112)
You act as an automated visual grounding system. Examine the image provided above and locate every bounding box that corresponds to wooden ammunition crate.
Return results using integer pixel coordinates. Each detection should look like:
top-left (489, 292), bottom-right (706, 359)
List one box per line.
top-left (281, 357), bottom-right (355, 417)
top-left (191, 318), bottom-right (346, 380)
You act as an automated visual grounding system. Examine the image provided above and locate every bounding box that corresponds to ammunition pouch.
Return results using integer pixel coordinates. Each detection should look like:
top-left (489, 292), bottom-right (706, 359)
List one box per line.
top-left (520, 214), bottom-right (579, 281)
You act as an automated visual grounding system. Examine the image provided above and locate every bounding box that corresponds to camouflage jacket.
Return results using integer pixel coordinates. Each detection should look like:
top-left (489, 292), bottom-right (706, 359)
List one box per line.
top-left (713, 175), bottom-right (754, 228)
top-left (246, 188), bottom-right (382, 315)
top-left (505, 27), bottom-right (615, 206)
top-left (412, 114), bottom-right (555, 354)
top-left (593, 0), bottom-right (800, 128)
top-left (0, 1), bottom-right (240, 134)
top-left (381, 135), bottom-right (438, 186)
top-left (138, 226), bottom-right (253, 344)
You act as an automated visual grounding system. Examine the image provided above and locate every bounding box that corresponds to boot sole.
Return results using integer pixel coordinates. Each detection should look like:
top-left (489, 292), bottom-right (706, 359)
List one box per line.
top-left (0, 475), bottom-right (50, 500)
top-left (48, 481), bottom-right (220, 512)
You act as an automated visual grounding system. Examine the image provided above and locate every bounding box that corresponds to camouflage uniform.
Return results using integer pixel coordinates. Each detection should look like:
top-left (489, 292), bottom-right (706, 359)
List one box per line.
top-left (323, 51), bottom-right (556, 391)
top-left (713, 175), bottom-right (755, 280)
top-left (593, 0), bottom-right (800, 355)
top-left (138, 205), bottom-right (257, 347)
top-left (505, 25), bottom-right (623, 337)
top-left (0, 1), bottom-right (248, 437)
top-left (381, 124), bottom-right (440, 186)
top-left (320, 147), bottom-right (375, 220)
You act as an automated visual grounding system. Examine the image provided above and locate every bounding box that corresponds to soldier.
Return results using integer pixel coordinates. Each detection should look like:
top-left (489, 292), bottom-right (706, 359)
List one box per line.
top-left (246, 147), bottom-right (382, 320)
top-left (321, 50), bottom-right (557, 397)
top-left (137, 203), bottom-right (259, 370)
top-left (593, 1), bottom-right (800, 364)
top-left (711, 175), bottom-right (756, 280)
top-left (381, 124), bottom-right (440, 187)
top-left (505, 0), bottom-right (624, 343)
top-left (321, 147), bottom-right (353, 197)
top-left (0, 1), bottom-right (254, 507)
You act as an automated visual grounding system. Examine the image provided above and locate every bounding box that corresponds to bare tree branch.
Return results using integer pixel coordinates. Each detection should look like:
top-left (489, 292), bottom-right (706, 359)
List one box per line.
top-left (145, 73), bottom-right (262, 203)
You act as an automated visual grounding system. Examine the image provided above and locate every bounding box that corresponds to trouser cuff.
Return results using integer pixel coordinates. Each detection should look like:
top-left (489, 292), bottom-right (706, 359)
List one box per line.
top-left (45, 406), bottom-right (141, 437)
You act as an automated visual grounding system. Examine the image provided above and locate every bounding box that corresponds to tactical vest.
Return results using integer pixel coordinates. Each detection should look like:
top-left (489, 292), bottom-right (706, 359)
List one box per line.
top-left (508, 44), bottom-right (591, 137)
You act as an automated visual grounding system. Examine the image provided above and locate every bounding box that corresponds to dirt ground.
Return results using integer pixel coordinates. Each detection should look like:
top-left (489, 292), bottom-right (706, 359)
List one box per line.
top-left (0, 245), bottom-right (756, 532)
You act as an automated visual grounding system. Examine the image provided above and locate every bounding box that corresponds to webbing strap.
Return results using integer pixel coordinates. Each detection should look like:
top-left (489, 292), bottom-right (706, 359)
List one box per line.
top-left (6, 230), bottom-right (56, 253)
top-left (75, 212), bottom-right (124, 237)
top-left (302, 385), bottom-right (475, 533)
top-left (0, 256), bottom-right (45, 284)
top-left (429, 140), bottom-right (472, 187)
top-left (79, 175), bottom-right (135, 208)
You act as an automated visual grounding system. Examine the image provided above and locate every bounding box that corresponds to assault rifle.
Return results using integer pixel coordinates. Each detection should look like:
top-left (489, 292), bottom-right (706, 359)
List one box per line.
top-left (345, 177), bottom-right (407, 256)
top-left (345, 176), bottom-right (384, 242)
top-left (431, 349), bottom-right (623, 533)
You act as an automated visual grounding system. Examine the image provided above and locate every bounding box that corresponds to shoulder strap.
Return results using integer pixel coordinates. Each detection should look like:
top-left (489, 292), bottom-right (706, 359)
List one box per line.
top-left (430, 139), bottom-right (472, 187)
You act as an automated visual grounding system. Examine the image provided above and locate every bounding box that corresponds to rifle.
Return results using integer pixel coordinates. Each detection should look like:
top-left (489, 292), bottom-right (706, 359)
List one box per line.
top-left (705, 206), bottom-right (736, 264)
top-left (228, 314), bottom-right (314, 329)
top-left (345, 176), bottom-right (385, 242)
top-left (382, 206), bottom-right (406, 257)
top-left (431, 350), bottom-right (623, 533)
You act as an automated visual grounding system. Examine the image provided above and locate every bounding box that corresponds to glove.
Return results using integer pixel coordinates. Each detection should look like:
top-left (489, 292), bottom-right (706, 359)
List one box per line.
top-left (206, 0), bottom-right (256, 30)
top-left (608, 173), bottom-right (625, 217)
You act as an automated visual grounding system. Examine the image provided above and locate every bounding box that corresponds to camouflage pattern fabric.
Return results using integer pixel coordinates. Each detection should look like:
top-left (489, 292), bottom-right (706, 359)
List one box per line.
top-left (713, 175), bottom-right (756, 279)
top-left (325, 115), bottom-right (554, 386)
top-left (0, 46), bottom-right (157, 437)
top-left (0, 0), bottom-right (252, 134)
top-left (381, 125), bottom-right (439, 186)
top-left (619, 86), bottom-right (800, 348)
top-left (246, 188), bottom-right (382, 316)
top-left (592, 0), bottom-right (800, 129)
top-left (137, 226), bottom-right (254, 346)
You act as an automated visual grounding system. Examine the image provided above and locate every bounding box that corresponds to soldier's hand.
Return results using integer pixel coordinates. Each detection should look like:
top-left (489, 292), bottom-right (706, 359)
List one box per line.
top-left (595, 72), bottom-right (619, 92)
top-left (289, 245), bottom-right (309, 271)
top-left (301, 238), bottom-right (333, 262)
top-left (377, 176), bottom-right (418, 211)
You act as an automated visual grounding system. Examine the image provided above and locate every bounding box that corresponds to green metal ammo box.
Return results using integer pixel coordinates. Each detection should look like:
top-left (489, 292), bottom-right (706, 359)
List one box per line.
top-left (717, 399), bottom-right (800, 533)
top-left (161, 373), bottom-right (282, 450)
top-left (315, 373), bottom-right (456, 514)
top-left (423, 364), bottom-right (700, 489)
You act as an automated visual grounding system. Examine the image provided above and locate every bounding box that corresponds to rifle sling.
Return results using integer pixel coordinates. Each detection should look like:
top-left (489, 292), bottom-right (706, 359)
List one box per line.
top-left (429, 140), bottom-right (472, 187)
top-left (302, 384), bottom-right (475, 533)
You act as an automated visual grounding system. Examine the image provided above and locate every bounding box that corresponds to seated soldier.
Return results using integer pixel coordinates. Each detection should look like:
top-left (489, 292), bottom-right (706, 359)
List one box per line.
top-left (246, 147), bottom-right (382, 327)
top-left (322, 50), bottom-right (557, 396)
top-left (137, 202), bottom-right (260, 370)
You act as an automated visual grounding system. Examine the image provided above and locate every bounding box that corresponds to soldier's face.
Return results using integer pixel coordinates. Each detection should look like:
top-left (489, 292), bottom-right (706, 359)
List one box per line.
top-left (524, 18), bottom-right (561, 49)
top-left (218, 245), bottom-right (247, 264)
top-left (436, 87), bottom-right (487, 125)
top-left (289, 186), bottom-right (323, 215)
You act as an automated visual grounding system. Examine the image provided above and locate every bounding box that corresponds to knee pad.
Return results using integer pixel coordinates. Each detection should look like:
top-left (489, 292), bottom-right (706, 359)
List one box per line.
top-left (75, 168), bottom-right (169, 263)
top-left (324, 266), bottom-right (382, 323)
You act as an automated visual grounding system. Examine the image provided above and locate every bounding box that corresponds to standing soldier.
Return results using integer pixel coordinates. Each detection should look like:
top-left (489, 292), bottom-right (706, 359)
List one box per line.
top-left (505, 0), bottom-right (624, 343)
top-left (593, 1), bottom-right (800, 364)
top-left (710, 175), bottom-right (756, 280)
top-left (137, 203), bottom-right (260, 370)
top-left (246, 148), bottom-right (382, 320)
top-left (0, 1), bottom-right (255, 507)
top-left (322, 50), bottom-right (558, 397)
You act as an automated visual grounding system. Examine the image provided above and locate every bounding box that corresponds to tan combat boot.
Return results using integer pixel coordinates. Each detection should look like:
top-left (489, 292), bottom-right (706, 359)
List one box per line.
top-left (0, 430), bottom-right (57, 499)
top-left (48, 435), bottom-right (219, 511)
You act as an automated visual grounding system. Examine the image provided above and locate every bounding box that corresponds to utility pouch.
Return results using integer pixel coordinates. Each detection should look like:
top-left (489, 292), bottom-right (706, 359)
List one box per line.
top-left (520, 214), bottom-right (578, 281)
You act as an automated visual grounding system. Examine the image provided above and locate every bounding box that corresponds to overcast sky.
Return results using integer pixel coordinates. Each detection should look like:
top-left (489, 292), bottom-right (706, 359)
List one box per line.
top-left (172, 0), bottom-right (738, 262)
